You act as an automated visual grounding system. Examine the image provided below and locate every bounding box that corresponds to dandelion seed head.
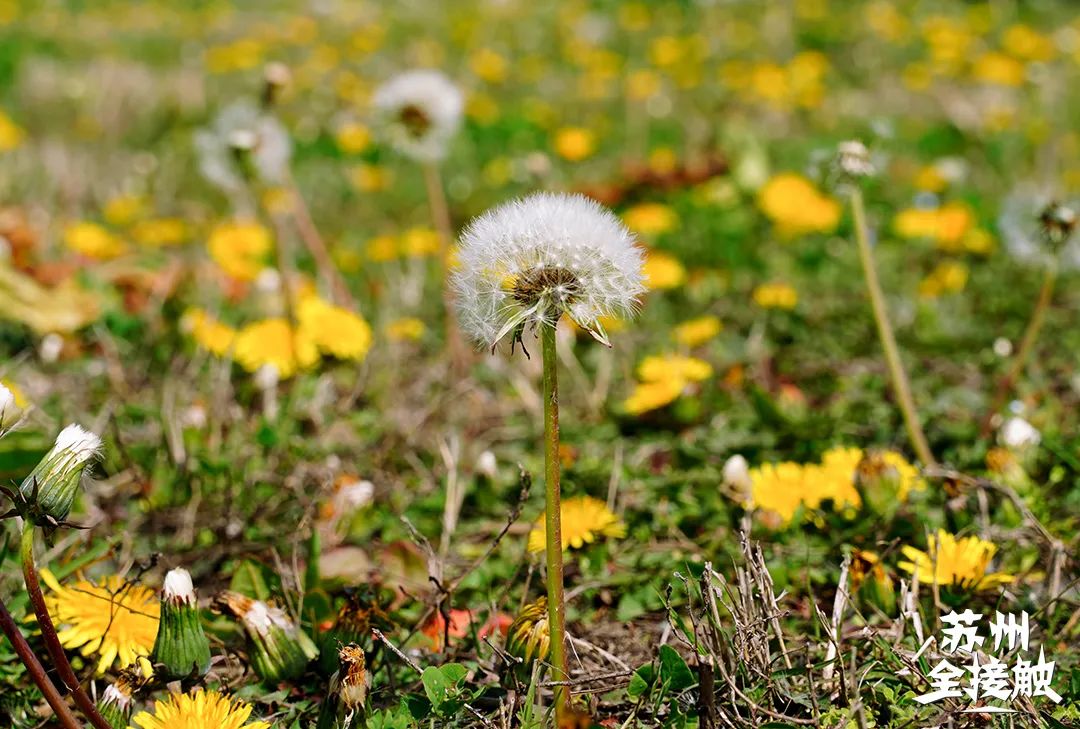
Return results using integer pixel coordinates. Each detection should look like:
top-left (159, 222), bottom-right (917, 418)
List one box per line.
top-left (195, 101), bottom-right (292, 195)
top-left (999, 184), bottom-right (1080, 269)
top-left (52, 423), bottom-right (103, 466)
top-left (372, 70), bottom-right (463, 162)
top-left (451, 192), bottom-right (645, 350)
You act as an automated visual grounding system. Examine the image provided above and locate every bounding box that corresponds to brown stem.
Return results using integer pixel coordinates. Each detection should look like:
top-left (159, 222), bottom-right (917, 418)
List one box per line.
top-left (21, 523), bottom-right (113, 729)
top-left (422, 162), bottom-right (467, 370)
top-left (0, 595), bottom-right (83, 728)
top-left (286, 175), bottom-right (354, 307)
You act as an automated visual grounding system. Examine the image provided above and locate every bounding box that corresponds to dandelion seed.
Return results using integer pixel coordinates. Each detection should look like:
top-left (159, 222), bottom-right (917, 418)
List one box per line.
top-left (372, 70), bottom-right (463, 163)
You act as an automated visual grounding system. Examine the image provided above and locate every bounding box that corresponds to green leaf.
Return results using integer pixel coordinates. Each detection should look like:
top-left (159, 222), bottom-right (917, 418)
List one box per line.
top-left (422, 663), bottom-right (469, 716)
top-left (627, 662), bottom-right (656, 700)
top-left (658, 645), bottom-right (695, 694)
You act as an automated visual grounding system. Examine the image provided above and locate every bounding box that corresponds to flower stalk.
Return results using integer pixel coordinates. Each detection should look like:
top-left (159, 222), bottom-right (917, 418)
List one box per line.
top-left (21, 522), bottom-right (114, 729)
top-left (849, 187), bottom-right (936, 467)
top-left (540, 323), bottom-right (569, 719)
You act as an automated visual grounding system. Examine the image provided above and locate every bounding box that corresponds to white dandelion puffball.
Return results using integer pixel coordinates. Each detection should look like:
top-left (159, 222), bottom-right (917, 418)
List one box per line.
top-left (195, 101), bottom-right (292, 195)
top-left (372, 70), bottom-right (463, 162)
top-left (998, 185), bottom-right (1080, 270)
top-left (451, 192), bottom-right (645, 350)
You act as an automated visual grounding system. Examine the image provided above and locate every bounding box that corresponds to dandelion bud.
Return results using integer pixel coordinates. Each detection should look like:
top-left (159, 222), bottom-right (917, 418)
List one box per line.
top-left (215, 591), bottom-right (317, 682)
top-left (475, 450), bottom-right (497, 481)
top-left (506, 597), bottom-right (550, 665)
top-left (19, 423), bottom-right (102, 524)
top-left (372, 70), bottom-right (463, 163)
top-left (451, 192), bottom-right (645, 350)
top-left (96, 670), bottom-right (140, 729)
top-left (849, 550), bottom-right (896, 616)
top-left (1000, 416), bottom-right (1040, 449)
top-left (0, 382), bottom-right (21, 434)
top-left (722, 454), bottom-right (752, 499)
top-left (854, 450), bottom-right (904, 518)
top-left (263, 62), bottom-right (291, 107)
top-left (836, 140), bottom-right (875, 179)
top-left (151, 568), bottom-right (212, 679)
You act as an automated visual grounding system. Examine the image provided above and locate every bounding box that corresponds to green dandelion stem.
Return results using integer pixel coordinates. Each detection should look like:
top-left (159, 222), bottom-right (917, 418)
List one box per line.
top-left (0, 593), bottom-right (83, 729)
top-left (1004, 266), bottom-right (1056, 399)
top-left (541, 322), bottom-right (569, 720)
top-left (850, 188), bottom-right (936, 468)
top-left (20, 522), bottom-right (114, 729)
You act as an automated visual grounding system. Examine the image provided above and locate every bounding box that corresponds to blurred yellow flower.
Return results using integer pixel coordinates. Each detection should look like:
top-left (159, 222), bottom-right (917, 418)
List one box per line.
top-left (757, 173), bottom-right (840, 236)
top-left (103, 195), bottom-right (145, 226)
top-left (298, 297), bottom-right (372, 362)
top-left (919, 260), bottom-right (968, 298)
top-left (347, 164), bottom-right (390, 192)
top-left (131, 218), bottom-right (187, 247)
top-left (183, 308), bottom-right (236, 356)
top-left (752, 282), bottom-right (798, 310)
top-left (892, 202), bottom-right (972, 249)
top-left (638, 354), bottom-right (712, 384)
top-left (233, 318), bottom-right (319, 378)
top-left (625, 69), bottom-right (661, 100)
top-left (40, 568), bottom-right (159, 675)
top-left (400, 227), bottom-right (441, 258)
top-left (64, 222), bottom-right (125, 260)
top-left (527, 496), bottom-right (626, 552)
top-left (335, 122), bottom-right (372, 154)
top-left (365, 233), bottom-right (399, 262)
top-left (387, 317), bottom-right (426, 342)
top-left (972, 52), bottom-right (1025, 86)
top-left (0, 109), bottom-right (23, 151)
top-left (205, 38), bottom-right (264, 74)
top-left (899, 530), bottom-right (1014, 591)
top-left (865, 0), bottom-right (910, 42)
top-left (622, 378), bottom-right (685, 415)
top-left (470, 47), bottom-right (508, 83)
top-left (1002, 24), bottom-right (1056, 63)
top-left (913, 165), bottom-right (948, 193)
top-left (131, 690), bottom-right (270, 729)
top-left (622, 202), bottom-right (678, 237)
top-left (673, 315), bottom-right (722, 347)
top-left (553, 126), bottom-right (595, 162)
top-left (207, 221), bottom-right (271, 281)
top-left (642, 249), bottom-right (686, 290)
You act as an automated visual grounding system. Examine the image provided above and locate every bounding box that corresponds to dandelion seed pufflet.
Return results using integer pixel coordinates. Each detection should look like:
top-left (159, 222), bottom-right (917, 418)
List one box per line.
top-left (452, 191), bottom-right (643, 720)
top-left (452, 192), bottom-right (645, 350)
top-left (372, 70), bottom-right (463, 163)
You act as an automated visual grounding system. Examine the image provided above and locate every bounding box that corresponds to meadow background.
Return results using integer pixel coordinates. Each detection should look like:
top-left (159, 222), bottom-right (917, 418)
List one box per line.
top-left (1, 0), bottom-right (1079, 727)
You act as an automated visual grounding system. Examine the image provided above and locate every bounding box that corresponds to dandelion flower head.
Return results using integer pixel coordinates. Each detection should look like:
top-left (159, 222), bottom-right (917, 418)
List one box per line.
top-left (131, 689), bottom-right (270, 729)
top-left (452, 192), bottom-right (645, 350)
top-left (898, 529), bottom-right (1014, 591)
top-left (372, 69), bottom-right (463, 162)
top-left (528, 495), bottom-right (626, 552)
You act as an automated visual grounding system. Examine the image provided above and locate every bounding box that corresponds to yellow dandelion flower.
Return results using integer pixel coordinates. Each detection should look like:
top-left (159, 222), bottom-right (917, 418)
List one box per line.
top-left (1, 378), bottom-right (28, 408)
top-left (898, 530), bottom-right (1015, 591)
top-left (748, 462), bottom-right (807, 524)
top-left (0, 109), bottom-right (24, 151)
top-left (64, 222), bottom-right (126, 260)
top-left (347, 163), bottom-right (390, 193)
top-left (207, 222), bottom-right (271, 281)
top-left (1002, 24), bottom-right (1056, 63)
top-left (400, 227), bottom-right (441, 258)
top-left (182, 308), bottom-right (237, 357)
top-left (365, 233), bottom-right (399, 262)
top-left (298, 297), bottom-right (372, 362)
top-left (131, 218), bottom-right (187, 247)
top-left (757, 173), bottom-right (840, 236)
top-left (552, 126), bottom-right (595, 162)
top-left (470, 47), bottom-right (509, 84)
top-left (892, 202), bottom-right (973, 250)
top-left (642, 250), bottom-right (686, 290)
top-left (622, 203), bottom-right (678, 237)
top-left (335, 122), bottom-right (372, 154)
top-left (637, 354), bottom-right (712, 384)
top-left (752, 282), bottom-right (798, 310)
top-left (131, 689), bottom-right (270, 729)
top-left (39, 569), bottom-right (159, 675)
top-left (386, 317), bottom-right (426, 342)
top-left (527, 496), bottom-right (626, 552)
top-left (622, 377), bottom-right (686, 415)
top-left (880, 450), bottom-right (927, 501)
top-left (233, 318), bottom-right (319, 379)
top-left (673, 316), bottom-right (722, 347)
top-left (972, 52), bottom-right (1025, 87)
top-left (919, 260), bottom-right (968, 298)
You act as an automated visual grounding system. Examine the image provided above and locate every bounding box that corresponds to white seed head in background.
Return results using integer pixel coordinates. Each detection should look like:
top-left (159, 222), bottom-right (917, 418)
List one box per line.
top-left (998, 184), bottom-right (1080, 270)
top-left (1001, 417), bottom-right (1041, 449)
top-left (451, 192), bottom-right (645, 351)
top-left (195, 101), bottom-right (292, 196)
top-left (372, 70), bottom-right (463, 162)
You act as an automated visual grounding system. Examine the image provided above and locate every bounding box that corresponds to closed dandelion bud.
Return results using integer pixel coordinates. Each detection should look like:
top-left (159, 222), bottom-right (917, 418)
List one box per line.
top-left (850, 550), bottom-right (896, 616)
top-left (19, 423), bottom-right (102, 524)
top-left (854, 450), bottom-right (903, 518)
top-left (216, 591), bottom-right (317, 682)
top-left (506, 597), bottom-right (550, 665)
top-left (151, 568), bottom-right (212, 679)
top-left (317, 644), bottom-right (369, 729)
top-left (835, 139), bottom-right (875, 180)
top-left (96, 670), bottom-right (139, 729)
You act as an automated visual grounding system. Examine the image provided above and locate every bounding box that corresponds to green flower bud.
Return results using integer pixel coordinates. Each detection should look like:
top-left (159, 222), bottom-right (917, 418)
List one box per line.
top-left (216, 591), bottom-right (317, 682)
top-left (850, 550), bottom-right (896, 617)
top-left (854, 450), bottom-right (903, 519)
top-left (151, 568), bottom-right (212, 679)
top-left (96, 670), bottom-right (139, 729)
top-left (20, 423), bottom-right (102, 524)
top-left (507, 596), bottom-right (550, 665)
